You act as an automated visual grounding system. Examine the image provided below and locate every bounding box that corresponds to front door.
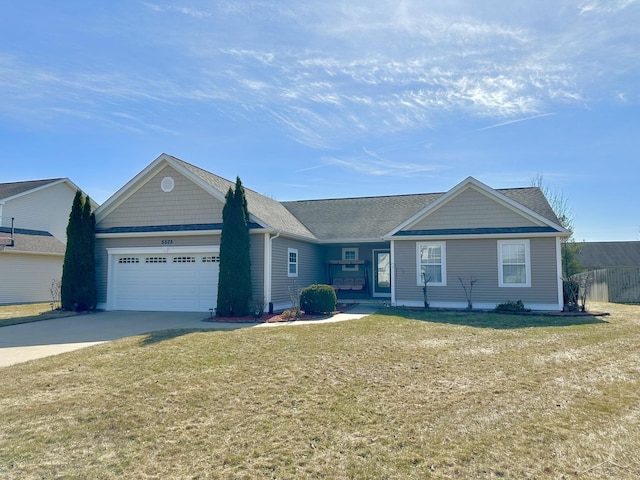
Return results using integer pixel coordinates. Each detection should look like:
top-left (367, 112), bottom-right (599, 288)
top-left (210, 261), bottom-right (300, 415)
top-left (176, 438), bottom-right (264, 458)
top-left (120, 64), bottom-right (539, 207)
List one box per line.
top-left (373, 250), bottom-right (391, 297)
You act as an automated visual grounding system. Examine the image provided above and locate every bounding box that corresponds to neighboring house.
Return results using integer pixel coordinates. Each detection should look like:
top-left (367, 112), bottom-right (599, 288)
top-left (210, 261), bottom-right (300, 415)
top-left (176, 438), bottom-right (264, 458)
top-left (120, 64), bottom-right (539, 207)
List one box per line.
top-left (0, 178), bottom-right (92, 304)
top-left (575, 242), bottom-right (640, 304)
top-left (578, 241), bottom-right (640, 270)
top-left (94, 153), bottom-right (569, 312)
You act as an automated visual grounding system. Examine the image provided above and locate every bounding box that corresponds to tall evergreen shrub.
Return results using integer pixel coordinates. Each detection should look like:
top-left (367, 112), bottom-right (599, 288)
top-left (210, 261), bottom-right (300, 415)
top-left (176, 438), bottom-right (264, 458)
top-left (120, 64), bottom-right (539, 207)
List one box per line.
top-left (216, 177), bottom-right (252, 316)
top-left (61, 192), bottom-right (96, 310)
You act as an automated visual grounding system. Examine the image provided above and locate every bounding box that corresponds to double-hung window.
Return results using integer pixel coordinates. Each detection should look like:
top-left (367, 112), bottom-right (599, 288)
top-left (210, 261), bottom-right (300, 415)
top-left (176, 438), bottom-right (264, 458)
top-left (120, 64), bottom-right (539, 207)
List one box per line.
top-left (342, 248), bottom-right (359, 271)
top-left (416, 242), bottom-right (446, 286)
top-left (498, 240), bottom-right (531, 287)
top-left (288, 248), bottom-right (298, 277)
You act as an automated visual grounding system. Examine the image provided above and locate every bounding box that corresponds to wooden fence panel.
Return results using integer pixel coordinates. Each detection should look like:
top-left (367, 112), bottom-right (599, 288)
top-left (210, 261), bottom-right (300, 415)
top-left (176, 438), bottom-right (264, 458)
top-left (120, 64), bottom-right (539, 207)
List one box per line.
top-left (575, 267), bottom-right (640, 303)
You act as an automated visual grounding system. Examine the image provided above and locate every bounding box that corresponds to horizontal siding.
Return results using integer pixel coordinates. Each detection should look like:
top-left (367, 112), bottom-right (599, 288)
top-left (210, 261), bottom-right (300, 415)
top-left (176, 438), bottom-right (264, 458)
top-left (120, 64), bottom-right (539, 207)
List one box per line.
top-left (250, 234), bottom-right (265, 305)
top-left (99, 166), bottom-right (224, 229)
top-left (0, 254), bottom-right (63, 304)
top-left (407, 187), bottom-right (539, 231)
top-left (271, 237), bottom-right (324, 308)
top-left (393, 237), bottom-right (559, 308)
top-left (2, 183), bottom-right (76, 242)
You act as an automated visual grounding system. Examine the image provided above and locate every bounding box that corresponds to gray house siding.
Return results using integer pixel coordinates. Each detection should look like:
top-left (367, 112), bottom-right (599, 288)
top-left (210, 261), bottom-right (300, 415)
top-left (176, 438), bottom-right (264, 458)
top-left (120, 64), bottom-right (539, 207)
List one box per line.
top-left (99, 166), bottom-right (224, 230)
top-left (393, 237), bottom-right (560, 310)
top-left (406, 187), bottom-right (539, 231)
top-left (270, 236), bottom-right (324, 310)
top-left (249, 234), bottom-right (265, 307)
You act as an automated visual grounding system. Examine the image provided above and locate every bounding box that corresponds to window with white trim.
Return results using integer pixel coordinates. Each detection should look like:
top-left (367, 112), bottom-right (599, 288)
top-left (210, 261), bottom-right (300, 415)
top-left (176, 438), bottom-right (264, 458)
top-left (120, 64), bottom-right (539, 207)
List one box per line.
top-left (498, 240), bottom-right (531, 287)
top-left (342, 247), bottom-right (359, 271)
top-left (288, 248), bottom-right (298, 277)
top-left (416, 242), bottom-right (446, 286)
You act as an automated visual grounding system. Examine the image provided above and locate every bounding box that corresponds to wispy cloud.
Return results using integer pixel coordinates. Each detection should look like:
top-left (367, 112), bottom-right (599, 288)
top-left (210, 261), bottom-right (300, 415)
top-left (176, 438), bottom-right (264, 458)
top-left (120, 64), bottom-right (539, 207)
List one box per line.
top-left (0, 1), bottom-right (637, 147)
top-left (323, 146), bottom-right (449, 178)
top-left (142, 2), bottom-right (211, 18)
top-left (579, 0), bottom-right (637, 15)
top-left (475, 112), bottom-right (556, 131)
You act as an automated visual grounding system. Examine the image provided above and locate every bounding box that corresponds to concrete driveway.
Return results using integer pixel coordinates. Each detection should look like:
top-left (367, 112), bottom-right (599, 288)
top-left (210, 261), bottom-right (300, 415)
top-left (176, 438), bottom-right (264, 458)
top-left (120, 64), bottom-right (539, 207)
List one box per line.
top-left (0, 311), bottom-right (250, 368)
top-left (0, 305), bottom-right (378, 368)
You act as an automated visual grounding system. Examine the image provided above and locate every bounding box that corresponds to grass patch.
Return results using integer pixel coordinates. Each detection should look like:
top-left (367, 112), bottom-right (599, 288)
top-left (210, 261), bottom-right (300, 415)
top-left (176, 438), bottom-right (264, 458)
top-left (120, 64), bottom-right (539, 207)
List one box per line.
top-left (1, 302), bottom-right (639, 478)
top-left (0, 303), bottom-right (68, 327)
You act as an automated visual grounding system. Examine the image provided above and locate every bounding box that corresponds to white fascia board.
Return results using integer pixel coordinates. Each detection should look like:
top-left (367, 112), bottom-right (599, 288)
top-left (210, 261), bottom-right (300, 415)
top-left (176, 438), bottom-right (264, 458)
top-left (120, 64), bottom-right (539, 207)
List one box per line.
top-left (95, 153), bottom-right (270, 231)
top-left (95, 154), bottom-right (172, 221)
top-left (384, 231), bottom-right (568, 242)
top-left (96, 229), bottom-right (223, 239)
top-left (316, 237), bottom-right (387, 244)
top-left (96, 153), bottom-right (227, 222)
top-left (2, 178), bottom-right (92, 204)
top-left (107, 246), bottom-right (219, 255)
top-left (95, 227), bottom-right (271, 239)
top-left (385, 177), bottom-right (569, 237)
top-left (0, 249), bottom-right (64, 257)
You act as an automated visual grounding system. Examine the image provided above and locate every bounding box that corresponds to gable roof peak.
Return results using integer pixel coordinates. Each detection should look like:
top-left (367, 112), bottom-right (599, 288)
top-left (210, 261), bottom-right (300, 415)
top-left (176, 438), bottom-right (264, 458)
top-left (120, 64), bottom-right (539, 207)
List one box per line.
top-left (0, 178), bottom-right (73, 202)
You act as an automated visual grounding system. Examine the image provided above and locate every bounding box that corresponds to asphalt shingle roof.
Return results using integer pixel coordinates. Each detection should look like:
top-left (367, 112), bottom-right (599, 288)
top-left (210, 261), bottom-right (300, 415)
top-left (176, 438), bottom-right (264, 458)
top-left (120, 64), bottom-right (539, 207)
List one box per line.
top-left (579, 241), bottom-right (640, 269)
top-left (170, 156), bottom-right (315, 239)
top-left (0, 179), bottom-right (63, 201)
top-left (0, 227), bottom-right (65, 255)
top-left (158, 155), bottom-right (562, 242)
top-left (283, 187), bottom-right (561, 241)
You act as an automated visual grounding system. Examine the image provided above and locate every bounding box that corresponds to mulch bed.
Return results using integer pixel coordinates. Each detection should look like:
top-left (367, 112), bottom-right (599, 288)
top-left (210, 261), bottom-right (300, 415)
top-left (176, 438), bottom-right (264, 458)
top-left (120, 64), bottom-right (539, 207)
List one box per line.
top-left (211, 304), bottom-right (353, 323)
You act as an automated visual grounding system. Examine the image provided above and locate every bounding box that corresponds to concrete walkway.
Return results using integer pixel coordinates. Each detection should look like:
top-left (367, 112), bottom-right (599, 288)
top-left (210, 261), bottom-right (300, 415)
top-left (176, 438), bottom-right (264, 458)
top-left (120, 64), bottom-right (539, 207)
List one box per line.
top-left (0, 305), bottom-right (378, 368)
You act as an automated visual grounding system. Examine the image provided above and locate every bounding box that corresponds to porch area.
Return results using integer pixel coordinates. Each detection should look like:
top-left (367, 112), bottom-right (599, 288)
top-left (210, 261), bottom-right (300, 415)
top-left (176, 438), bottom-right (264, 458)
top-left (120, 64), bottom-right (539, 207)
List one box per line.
top-left (323, 243), bottom-right (391, 303)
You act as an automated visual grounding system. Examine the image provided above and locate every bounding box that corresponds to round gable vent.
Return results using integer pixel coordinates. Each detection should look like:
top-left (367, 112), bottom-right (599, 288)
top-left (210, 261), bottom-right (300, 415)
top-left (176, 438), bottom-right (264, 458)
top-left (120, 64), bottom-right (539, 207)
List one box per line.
top-left (161, 176), bottom-right (175, 192)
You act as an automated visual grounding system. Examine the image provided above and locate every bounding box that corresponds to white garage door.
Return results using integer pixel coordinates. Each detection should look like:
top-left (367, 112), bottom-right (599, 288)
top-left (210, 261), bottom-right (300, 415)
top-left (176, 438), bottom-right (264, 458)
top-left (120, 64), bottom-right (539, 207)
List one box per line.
top-left (112, 252), bottom-right (219, 312)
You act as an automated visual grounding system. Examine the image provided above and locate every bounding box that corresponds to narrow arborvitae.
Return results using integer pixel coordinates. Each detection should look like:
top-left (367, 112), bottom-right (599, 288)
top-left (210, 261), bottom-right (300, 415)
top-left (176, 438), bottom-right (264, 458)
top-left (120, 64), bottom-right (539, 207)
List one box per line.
top-left (216, 177), bottom-right (252, 317)
top-left (61, 192), bottom-right (96, 311)
top-left (61, 191), bottom-right (84, 310)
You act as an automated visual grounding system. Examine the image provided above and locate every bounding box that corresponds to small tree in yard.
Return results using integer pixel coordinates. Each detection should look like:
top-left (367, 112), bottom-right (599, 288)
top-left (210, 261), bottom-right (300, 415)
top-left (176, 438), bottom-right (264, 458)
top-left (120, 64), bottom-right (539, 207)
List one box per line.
top-left (61, 191), bottom-right (96, 311)
top-left (531, 175), bottom-right (583, 276)
top-left (217, 177), bottom-right (252, 317)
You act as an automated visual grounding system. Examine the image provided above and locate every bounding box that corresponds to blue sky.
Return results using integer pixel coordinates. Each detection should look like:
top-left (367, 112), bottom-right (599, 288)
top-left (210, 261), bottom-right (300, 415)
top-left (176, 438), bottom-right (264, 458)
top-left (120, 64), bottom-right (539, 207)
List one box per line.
top-left (1, 1), bottom-right (638, 241)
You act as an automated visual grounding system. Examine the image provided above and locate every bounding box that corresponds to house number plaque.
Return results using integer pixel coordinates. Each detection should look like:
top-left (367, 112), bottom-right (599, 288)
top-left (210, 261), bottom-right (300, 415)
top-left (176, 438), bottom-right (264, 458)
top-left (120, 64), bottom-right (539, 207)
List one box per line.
top-left (161, 239), bottom-right (174, 245)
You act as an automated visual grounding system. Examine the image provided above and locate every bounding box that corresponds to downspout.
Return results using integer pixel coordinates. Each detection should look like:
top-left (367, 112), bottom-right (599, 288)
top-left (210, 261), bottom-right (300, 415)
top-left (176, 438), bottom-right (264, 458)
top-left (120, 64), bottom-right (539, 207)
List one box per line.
top-left (265, 230), bottom-right (281, 313)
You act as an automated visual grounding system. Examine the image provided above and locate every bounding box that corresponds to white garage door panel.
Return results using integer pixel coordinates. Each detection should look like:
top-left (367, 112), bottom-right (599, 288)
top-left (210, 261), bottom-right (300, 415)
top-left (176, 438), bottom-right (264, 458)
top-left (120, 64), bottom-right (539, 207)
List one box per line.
top-left (113, 254), bottom-right (218, 312)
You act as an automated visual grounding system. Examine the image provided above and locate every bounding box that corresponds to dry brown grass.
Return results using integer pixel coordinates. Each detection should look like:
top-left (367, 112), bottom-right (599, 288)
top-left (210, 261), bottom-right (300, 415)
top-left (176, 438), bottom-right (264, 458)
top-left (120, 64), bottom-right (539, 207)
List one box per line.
top-left (1, 302), bottom-right (639, 479)
top-left (0, 303), bottom-right (75, 327)
top-left (0, 303), bottom-right (52, 320)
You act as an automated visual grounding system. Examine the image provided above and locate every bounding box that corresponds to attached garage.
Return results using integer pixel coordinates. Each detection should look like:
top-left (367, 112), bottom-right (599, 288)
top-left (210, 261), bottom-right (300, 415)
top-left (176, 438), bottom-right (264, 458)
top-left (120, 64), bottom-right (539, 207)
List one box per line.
top-left (106, 247), bottom-right (219, 312)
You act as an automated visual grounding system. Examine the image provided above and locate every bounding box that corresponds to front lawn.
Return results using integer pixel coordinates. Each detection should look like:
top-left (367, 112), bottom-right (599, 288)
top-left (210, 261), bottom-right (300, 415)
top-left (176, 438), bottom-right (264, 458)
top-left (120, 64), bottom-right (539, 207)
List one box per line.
top-left (1, 302), bottom-right (639, 478)
top-left (0, 303), bottom-right (74, 327)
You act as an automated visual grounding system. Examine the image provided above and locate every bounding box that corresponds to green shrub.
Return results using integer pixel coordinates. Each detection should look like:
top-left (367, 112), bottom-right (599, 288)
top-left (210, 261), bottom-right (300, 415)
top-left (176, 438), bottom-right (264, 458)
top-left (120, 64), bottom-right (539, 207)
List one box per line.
top-left (300, 284), bottom-right (337, 315)
top-left (495, 300), bottom-right (529, 313)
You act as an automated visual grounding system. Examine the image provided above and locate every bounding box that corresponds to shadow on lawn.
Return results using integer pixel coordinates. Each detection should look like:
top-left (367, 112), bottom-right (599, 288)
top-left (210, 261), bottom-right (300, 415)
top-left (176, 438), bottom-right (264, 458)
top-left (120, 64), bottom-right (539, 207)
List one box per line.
top-left (141, 325), bottom-right (250, 345)
top-left (376, 308), bottom-right (609, 329)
